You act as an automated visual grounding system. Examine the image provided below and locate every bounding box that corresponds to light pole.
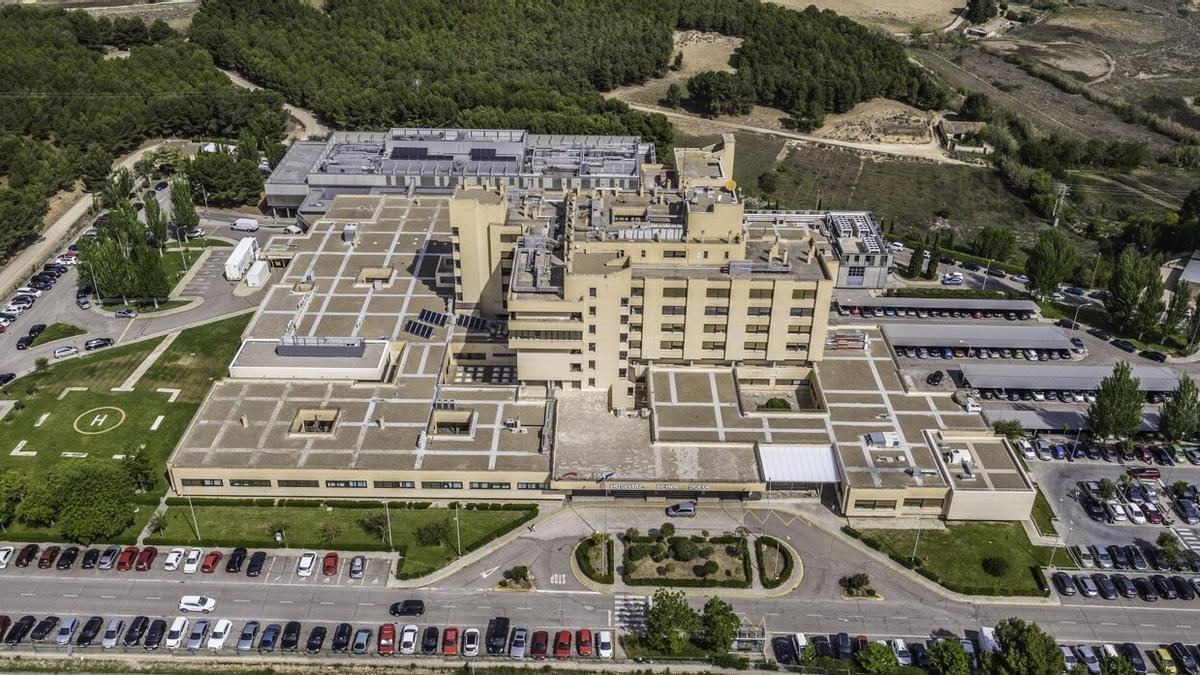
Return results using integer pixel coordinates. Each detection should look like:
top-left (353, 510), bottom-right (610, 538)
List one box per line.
top-left (80, 260), bottom-right (102, 302)
top-left (384, 500), bottom-right (393, 550)
top-left (1071, 301), bottom-right (1093, 329)
top-left (910, 516), bottom-right (923, 565)
top-left (185, 490), bottom-right (200, 543)
top-left (455, 501), bottom-right (462, 556)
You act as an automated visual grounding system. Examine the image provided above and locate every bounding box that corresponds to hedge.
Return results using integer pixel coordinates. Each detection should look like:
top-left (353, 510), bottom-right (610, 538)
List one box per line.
top-left (621, 534), bottom-right (751, 589)
top-left (323, 500), bottom-right (384, 509)
top-left (141, 533), bottom-right (397, 551)
top-left (279, 499), bottom-right (321, 508)
top-left (132, 492), bottom-right (166, 506)
top-left (164, 497), bottom-right (264, 507)
top-left (754, 536), bottom-right (795, 589)
top-left (575, 537), bottom-right (615, 584)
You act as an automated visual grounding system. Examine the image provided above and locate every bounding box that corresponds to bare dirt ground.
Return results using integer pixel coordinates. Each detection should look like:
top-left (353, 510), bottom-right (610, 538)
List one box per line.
top-left (766, 0), bottom-right (962, 32)
top-left (607, 31), bottom-right (741, 107)
top-left (978, 39), bottom-right (1113, 82)
top-left (811, 98), bottom-right (935, 144)
top-left (41, 185), bottom-right (85, 234)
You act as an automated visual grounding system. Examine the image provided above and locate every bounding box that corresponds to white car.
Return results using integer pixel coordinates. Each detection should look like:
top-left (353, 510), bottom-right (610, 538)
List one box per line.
top-left (891, 639), bottom-right (912, 666)
top-left (53, 346), bottom-right (78, 359)
top-left (14, 287), bottom-right (42, 297)
top-left (182, 547), bottom-right (202, 574)
top-left (3, 304), bottom-right (25, 316)
top-left (1012, 274), bottom-right (1030, 284)
top-left (166, 617), bottom-right (189, 650)
top-left (283, 225), bottom-right (304, 235)
top-left (178, 595), bottom-right (216, 613)
top-left (296, 551), bottom-right (318, 577)
top-left (207, 619), bottom-right (233, 650)
top-left (55, 256), bottom-right (78, 266)
top-left (1017, 440), bottom-right (1035, 460)
top-left (163, 547), bottom-right (185, 571)
top-left (399, 624), bottom-right (419, 655)
top-left (1125, 503), bottom-right (1147, 524)
top-left (462, 627), bottom-right (480, 657)
top-left (0, 546), bottom-right (14, 568)
top-left (1106, 500), bottom-right (1128, 522)
top-left (101, 618), bottom-right (125, 649)
top-left (888, 241), bottom-right (905, 252)
top-left (597, 630), bottom-right (613, 659)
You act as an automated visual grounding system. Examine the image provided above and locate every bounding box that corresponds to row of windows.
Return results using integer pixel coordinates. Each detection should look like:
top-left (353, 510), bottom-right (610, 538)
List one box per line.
top-left (632, 287), bottom-right (818, 300)
top-left (183, 479), bottom-right (545, 490)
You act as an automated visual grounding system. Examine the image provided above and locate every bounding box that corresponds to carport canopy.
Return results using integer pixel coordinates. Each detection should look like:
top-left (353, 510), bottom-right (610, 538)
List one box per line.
top-left (963, 363), bottom-right (1180, 392)
top-left (983, 409), bottom-right (1160, 433)
top-left (885, 323), bottom-right (1071, 350)
top-left (842, 297), bottom-right (1038, 313)
top-left (758, 444), bottom-right (840, 484)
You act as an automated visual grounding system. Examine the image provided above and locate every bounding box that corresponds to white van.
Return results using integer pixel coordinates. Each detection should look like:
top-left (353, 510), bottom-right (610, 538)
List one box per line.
top-left (231, 218), bottom-right (259, 232)
top-left (978, 626), bottom-right (999, 655)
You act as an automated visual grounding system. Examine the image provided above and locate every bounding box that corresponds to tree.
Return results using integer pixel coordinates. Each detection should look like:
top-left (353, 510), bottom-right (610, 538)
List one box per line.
top-left (122, 447), bottom-right (157, 492)
top-left (686, 71), bottom-right (754, 117)
top-left (1100, 654), bottom-right (1137, 675)
top-left (907, 245), bottom-right (925, 277)
top-left (959, 92), bottom-right (993, 122)
top-left (928, 638), bottom-right (972, 675)
top-left (169, 179), bottom-right (200, 232)
top-left (415, 519), bottom-right (452, 547)
top-left (1157, 531), bottom-right (1183, 568)
top-left (99, 168), bottom-right (134, 211)
top-left (1160, 374), bottom-right (1200, 443)
top-left (236, 130), bottom-right (260, 164)
top-left (658, 522), bottom-right (676, 539)
top-left (1025, 229), bottom-right (1077, 297)
top-left (0, 469), bottom-right (29, 527)
top-left (672, 52), bottom-right (684, 70)
top-left (992, 419), bottom-right (1024, 440)
top-left (698, 597), bottom-right (740, 652)
top-left (50, 459), bottom-right (134, 543)
top-left (663, 83), bottom-right (683, 109)
top-left (644, 589), bottom-right (699, 655)
top-left (79, 143), bottom-right (115, 191)
top-left (317, 523), bottom-right (341, 547)
top-left (146, 513), bottom-right (167, 535)
top-left (856, 641), bottom-right (899, 675)
top-left (671, 537), bottom-right (700, 562)
top-left (144, 197), bottom-right (169, 254)
top-left (972, 226), bottom-right (1017, 262)
top-left (982, 556), bottom-right (1009, 577)
top-left (184, 153), bottom-right (264, 207)
top-left (925, 246), bottom-right (941, 279)
top-left (1162, 285), bottom-right (1191, 342)
top-left (1086, 362), bottom-right (1144, 440)
top-left (842, 572), bottom-right (872, 596)
top-left (16, 479), bottom-right (58, 526)
top-left (1107, 250), bottom-right (1162, 337)
top-left (358, 513), bottom-right (390, 542)
top-left (986, 618), bottom-right (1064, 675)
top-left (1097, 478), bottom-right (1116, 500)
top-left (965, 0), bottom-right (1000, 22)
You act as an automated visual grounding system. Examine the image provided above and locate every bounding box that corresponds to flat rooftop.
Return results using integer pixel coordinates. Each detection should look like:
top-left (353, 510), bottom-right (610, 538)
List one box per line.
top-left (930, 432), bottom-right (1030, 492)
top-left (962, 363), bottom-right (1180, 391)
top-left (884, 323), bottom-right (1071, 350)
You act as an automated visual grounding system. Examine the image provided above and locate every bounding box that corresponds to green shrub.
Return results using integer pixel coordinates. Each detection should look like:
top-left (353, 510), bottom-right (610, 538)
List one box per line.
top-left (755, 536), bottom-right (795, 589)
top-left (575, 537), bottom-right (614, 584)
top-left (671, 537), bottom-right (700, 562)
top-left (982, 556), bottom-right (1009, 577)
top-left (757, 397), bottom-right (792, 411)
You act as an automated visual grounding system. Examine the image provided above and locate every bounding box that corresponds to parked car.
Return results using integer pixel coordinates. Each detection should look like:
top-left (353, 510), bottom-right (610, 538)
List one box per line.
top-left (258, 623), bottom-right (281, 653)
top-left (378, 622), bottom-right (396, 656)
top-left (144, 619), bottom-right (167, 651)
top-left (182, 548), bottom-right (202, 573)
top-left (349, 555), bottom-right (366, 579)
top-left (53, 618), bottom-right (78, 646)
top-left (247, 550), bottom-right (267, 576)
top-left (178, 595), bottom-right (216, 613)
top-left (236, 621), bottom-right (259, 651)
top-left (186, 620), bottom-right (211, 650)
top-left (53, 345), bottom-right (78, 359)
top-left (225, 547), bottom-right (247, 573)
top-left (123, 616), bottom-right (149, 648)
top-left (84, 337), bottom-right (114, 351)
top-left (56, 546), bottom-right (79, 570)
top-left (322, 551), bottom-right (339, 576)
top-left (399, 624), bottom-right (419, 655)
top-left (163, 547), bottom-right (185, 571)
top-left (281, 621), bottom-right (301, 652)
top-left (200, 550), bottom-right (223, 573)
top-left (135, 546), bottom-right (158, 571)
top-left (389, 600), bottom-right (425, 616)
top-left (296, 551), bottom-right (317, 576)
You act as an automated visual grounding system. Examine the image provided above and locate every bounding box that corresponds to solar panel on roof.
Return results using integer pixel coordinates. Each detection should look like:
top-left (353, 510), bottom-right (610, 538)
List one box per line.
top-left (455, 314), bottom-right (489, 331)
top-left (404, 320), bottom-right (433, 339)
top-left (418, 308), bottom-right (448, 326)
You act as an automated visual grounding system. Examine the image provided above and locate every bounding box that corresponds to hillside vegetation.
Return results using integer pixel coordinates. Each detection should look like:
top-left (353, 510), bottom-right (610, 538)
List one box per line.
top-left (190, 0), bottom-right (948, 154)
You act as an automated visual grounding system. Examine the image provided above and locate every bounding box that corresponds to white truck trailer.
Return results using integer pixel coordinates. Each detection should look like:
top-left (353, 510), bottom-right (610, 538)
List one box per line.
top-left (224, 237), bottom-right (260, 280)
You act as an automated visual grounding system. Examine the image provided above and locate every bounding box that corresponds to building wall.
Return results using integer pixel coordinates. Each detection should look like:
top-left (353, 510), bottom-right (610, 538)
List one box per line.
top-left (841, 485), bottom-right (950, 518)
top-left (169, 467), bottom-right (557, 501)
top-left (449, 190), bottom-right (515, 316)
top-left (943, 488), bottom-right (1035, 521)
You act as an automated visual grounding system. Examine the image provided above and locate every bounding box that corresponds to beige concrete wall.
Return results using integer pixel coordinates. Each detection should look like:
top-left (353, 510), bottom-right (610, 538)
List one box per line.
top-left (943, 488), bottom-right (1035, 521)
top-left (842, 485), bottom-right (950, 518)
top-left (169, 467), bottom-right (556, 501)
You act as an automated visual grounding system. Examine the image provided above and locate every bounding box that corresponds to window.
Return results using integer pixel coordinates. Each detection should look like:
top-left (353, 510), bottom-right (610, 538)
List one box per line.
top-left (588, 361), bottom-right (596, 369)
top-left (746, 325), bottom-right (770, 334)
top-left (325, 480), bottom-right (368, 488)
top-left (792, 289), bottom-right (816, 299)
top-left (230, 479), bottom-right (271, 488)
top-left (706, 288), bottom-right (730, 298)
top-left (903, 498), bottom-right (944, 509)
top-left (278, 479), bottom-right (319, 488)
top-left (374, 481), bottom-right (415, 489)
top-left (570, 363), bottom-right (582, 372)
top-left (421, 481), bottom-right (464, 490)
top-left (704, 306), bottom-right (728, 316)
top-left (631, 287), bottom-right (644, 297)
top-left (663, 250), bottom-right (686, 258)
top-left (181, 478), bottom-right (222, 487)
top-left (619, 351), bottom-right (628, 359)
top-left (662, 288), bottom-right (688, 298)
top-left (749, 289), bottom-right (773, 299)
top-left (500, 234), bottom-right (519, 243)
top-left (588, 325), bottom-right (596, 334)
top-left (518, 482), bottom-right (548, 490)
top-left (747, 306), bottom-right (772, 316)
top-left (470, 482), bottom-right (511, 490)
top-left (660, 340), bottom-right (684, 349)
top-left (589, 288), bottom-right (597, 298)
top-left (745, 341), bottom-right (768, 351)
top-left (848, 266), bottom-right (865, 278)
top-left (790, 307), bottom-right (813, 317)
top-left (853, 500), bottom-right (898, 510)
top-left (661, 305), bottom-right (687, 315)
top-left (703, 341), bottom-right (726, 350)
top-left (510, 329), bottom-right (582, 341)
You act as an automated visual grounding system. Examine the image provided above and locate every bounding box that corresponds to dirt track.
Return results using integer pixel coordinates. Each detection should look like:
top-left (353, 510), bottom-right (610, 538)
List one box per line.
top-left (220, 69), bottom-right (328, 141)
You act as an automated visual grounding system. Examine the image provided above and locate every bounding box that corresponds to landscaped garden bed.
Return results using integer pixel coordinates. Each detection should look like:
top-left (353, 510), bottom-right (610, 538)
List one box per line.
top-left (621, 525), bottom-right (751, 588)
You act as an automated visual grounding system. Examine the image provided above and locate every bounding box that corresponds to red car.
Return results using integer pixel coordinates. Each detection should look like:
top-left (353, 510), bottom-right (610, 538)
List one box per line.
top-left (576, 629), bottom-right (592, 656)
top-left (14, 544), bottom-right (38, 568)
top-left (530, 630), bottom-right (549, 659)
top-left (378, 623), bottom-right (396, 656)
top-left (116, 546), bottom-right (139, 571)
top-left (553, 630), bottom-right (571, 659)
top-left (37, 545), bottom-right (61, 569)
top-left (1142, 502), bottom-right (1165, 524)
top-left (200, 550), bottom-right (223, 573)
top-left (134, 546), bottom-right (158, 571)
top-left (442, 626), bottom-right (458, 655)
top-left (322, 552), bottom-right (339, 576)
top-left (1129, 467), bottom-right (1161, 480)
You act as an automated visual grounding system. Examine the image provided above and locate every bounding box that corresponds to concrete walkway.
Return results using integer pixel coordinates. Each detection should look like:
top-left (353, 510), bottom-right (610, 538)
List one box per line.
top-left (112, 331), bottom-right (179, 391)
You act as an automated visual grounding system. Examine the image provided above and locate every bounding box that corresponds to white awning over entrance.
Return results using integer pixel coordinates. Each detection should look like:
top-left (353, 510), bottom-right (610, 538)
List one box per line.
top-left (758, 444), bottom-right (840, 484)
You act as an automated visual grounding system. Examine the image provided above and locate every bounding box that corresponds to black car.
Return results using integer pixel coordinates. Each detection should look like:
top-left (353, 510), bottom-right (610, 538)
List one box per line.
top-left (1082, 497), bottom-right (1106, 522)
top-left (812, 635), bottom-right (835, 658)
top-left (84, 338), bottom-right (114, 351)
top-left (1088, 326), bottom-right (1112, 340)
top-left (1173, 576), bottom-right (1196, 600)
top-left (1169, 643), bottom-right (1198, 674)
top-left (389, 599), bottom-right (425, 616)
top-left (421, 626), bottom-right (439, 654)
top-left (123, 616), bottom-right (149, 647)
top-left (988, 268), bottom-right (1007, 278)
top-left (246, 550), bottom-right (267, 577)
top-left (1056, 319), bottom-right (1080, 330)
top-left (1108, 544), bottom-right (1131, 570)
top-left (29, 281), bottom-right (52, 292)
top-left (1121, 643), bottom-right (1148, 674)
top-left (0, 373), bottom-right (14, 387)
top-left (1150, 548), bottom-right (1175, 571)
top-left (1134, 576), bottom-right (1159, 601)
top-left (77, 616), bottom-right (103, 647)
top-left (1140, 350), bottom-right (1168, 363)
top-left (281, 621), bottom-right (301, 651)
top-left (1092, 573), bottom-right (1118, 600)
top-left (773, 635), bottom-right (797, 664)
top-left (81, 548), bottom-right (100, 569)
top-left (962, 262), bottom-right (982, 272)
top-left (835, 632), bottom-right (852, 659)
top-left (15, 335), bottom-right (34, 350)
top-left (144, 619), bottom-right (167, 650)
top-left (1112, 574), bottom-right (1138, 599)
top-left (26, 324), bottom-right (46, 338)
top-left (56, 546), bottom-right (80, 570)
top-left (1052, 571), bottom-right (1076, 596)
top-left (911, 642), bottom-right (930, 669)
top-left (1113, 339), bottom-right (1137, 353)
top-left (926, 370), bottom-right (944, 386)
top-left (485, 617), bottom-right (510, 655)
top-left (5, 615), bottom-right (37, 644)
top-left (305, 625), bottom-right (327, 654)
top-left (225, 547), bottom-right (247, 573)
top-left (30, 616), bottom-right (59, 642)
top-left (331, 623), bottom-right (353, 653)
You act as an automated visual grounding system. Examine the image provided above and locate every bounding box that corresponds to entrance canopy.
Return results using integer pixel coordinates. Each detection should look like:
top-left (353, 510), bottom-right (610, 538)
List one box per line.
top-left (758, 444), bottom-right (840, 484)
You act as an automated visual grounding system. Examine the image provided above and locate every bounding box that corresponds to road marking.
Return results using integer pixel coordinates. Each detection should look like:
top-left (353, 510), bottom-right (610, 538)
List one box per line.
top-left (481, 566), bottom-right (499, 578)
top-left (100, 595), bottom-right (116, 599)
top-left (358, 602), bottom-right (375, 607)
top-left (1140, 624), bottom-right (1156, 628)
top-left (145, 596), bottom-right (160, 600)
top-left (1059, 621), bottom-right (1077, 625)
top-left (20, 593), bottom-right (35, 597)
top-left (320, 601), bottom-right (334, 605)
top-left (279, 600), bottom-right (294, 604)
top-left (62, 594), bottom-right (78, 598)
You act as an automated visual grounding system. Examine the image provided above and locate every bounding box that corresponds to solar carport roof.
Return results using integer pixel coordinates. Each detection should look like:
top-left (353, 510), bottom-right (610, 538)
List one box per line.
top-left (842, 297), bottom-right (1039, 312)
top-left (963, 363), bottom-right (1180, 392)
top-left (884, 323), bottom-right (1071, 350)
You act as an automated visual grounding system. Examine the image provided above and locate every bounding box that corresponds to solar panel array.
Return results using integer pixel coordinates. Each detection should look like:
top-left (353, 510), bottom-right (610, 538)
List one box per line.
top-left (456, 314), bottom-right (490, 331)
top-left (419, 308), bottom-right (448, 326)
top-left (404, 320), bottom-right (433, 339)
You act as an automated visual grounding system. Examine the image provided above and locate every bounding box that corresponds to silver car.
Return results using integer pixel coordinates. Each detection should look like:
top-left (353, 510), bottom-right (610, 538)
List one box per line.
top-left (97, 545), bottom-right (121, 570)
top-left (186, 620), bottom-right (210, 650)
top-left (510, 627), bottom-right (527, 659)
top-left (101, 619), bottom-right (125, 649)
top-left (349, 555), bottom-right (367, 579)
top-left (237, 621), bottom-right (260, 651)
top-left (53, 618), bottom-right (78, 646)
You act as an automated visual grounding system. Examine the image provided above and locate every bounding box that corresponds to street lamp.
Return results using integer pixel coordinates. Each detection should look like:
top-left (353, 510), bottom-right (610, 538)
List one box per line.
top-left (1071, 302), bottom-right (1093, 329)
top-left (80, 260), bottom-right (102, 302)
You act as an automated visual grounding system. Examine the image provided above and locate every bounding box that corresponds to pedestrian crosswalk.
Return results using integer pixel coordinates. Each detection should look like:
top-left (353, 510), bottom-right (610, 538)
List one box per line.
top-left (1173, 527), bottom-right (1200, 553)
top-left (614, 593), bottom-right (647, 634)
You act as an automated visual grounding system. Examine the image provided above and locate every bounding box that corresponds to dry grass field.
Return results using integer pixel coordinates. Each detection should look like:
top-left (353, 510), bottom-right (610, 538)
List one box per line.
top-left (766, 0), bottom-right (962, 32)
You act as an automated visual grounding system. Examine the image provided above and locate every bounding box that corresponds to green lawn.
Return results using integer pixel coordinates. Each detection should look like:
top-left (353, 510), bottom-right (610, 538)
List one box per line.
top-left (674, 131), bottom-right (786, 194)
top-left (858, 522), bottom-right (1072, 596)
top-left (1031, 487), bottom-right (1059, 537)
top-left (146, 504), bottom-right (534, 576)
top-left (29, 322), bottom-right (86, 348)
top-left (1038, 301), bottom-right (1177, 354)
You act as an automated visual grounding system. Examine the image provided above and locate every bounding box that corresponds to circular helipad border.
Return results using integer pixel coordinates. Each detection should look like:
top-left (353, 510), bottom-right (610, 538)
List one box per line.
top-left (73, 406), bottom-right (127, 435)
